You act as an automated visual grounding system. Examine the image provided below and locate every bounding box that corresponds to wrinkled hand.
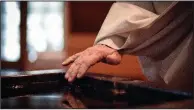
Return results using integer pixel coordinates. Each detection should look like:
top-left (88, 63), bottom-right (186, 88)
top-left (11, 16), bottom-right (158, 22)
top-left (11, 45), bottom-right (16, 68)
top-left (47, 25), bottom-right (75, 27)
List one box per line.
top-left (62, 44), bottom-right (122, 82)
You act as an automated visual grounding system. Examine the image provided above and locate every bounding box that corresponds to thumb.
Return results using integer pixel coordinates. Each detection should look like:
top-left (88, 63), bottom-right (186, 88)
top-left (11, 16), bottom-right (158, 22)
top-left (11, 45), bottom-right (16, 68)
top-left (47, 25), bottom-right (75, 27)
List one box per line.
top-left (105, 51), bottom-right (122, 65)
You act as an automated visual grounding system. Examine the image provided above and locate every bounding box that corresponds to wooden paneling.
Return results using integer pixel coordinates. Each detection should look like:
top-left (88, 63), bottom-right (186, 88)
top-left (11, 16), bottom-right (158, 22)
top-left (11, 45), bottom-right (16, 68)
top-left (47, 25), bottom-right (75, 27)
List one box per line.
top-left (19, 1), bottom-right (28, 70)
top-left (3, 1), bottom-right (147, 81)
top-left (69, 1), bottom-right (114, 32)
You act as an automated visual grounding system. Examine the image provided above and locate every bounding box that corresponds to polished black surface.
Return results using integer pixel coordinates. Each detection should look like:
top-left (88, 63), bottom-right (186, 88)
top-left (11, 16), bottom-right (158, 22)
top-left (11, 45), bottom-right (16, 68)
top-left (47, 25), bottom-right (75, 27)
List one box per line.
top-left (1, 69), bottom-right (193, 109)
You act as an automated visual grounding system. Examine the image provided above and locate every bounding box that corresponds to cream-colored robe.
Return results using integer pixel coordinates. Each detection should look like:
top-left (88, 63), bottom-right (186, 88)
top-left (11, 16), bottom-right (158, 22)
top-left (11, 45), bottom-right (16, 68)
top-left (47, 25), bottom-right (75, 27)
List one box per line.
top-left (94, 1), bottom-right (193, 92)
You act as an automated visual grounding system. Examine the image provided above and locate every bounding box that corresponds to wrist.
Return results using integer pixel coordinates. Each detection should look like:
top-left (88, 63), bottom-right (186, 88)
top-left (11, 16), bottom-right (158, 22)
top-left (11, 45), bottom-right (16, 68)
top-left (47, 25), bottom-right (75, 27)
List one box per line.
top-left (96, 44), bottom-right (115, 50)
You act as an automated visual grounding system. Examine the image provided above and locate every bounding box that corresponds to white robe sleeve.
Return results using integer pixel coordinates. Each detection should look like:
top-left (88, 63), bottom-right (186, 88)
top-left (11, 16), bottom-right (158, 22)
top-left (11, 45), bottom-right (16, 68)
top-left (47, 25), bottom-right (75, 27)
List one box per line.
top-left (94, 2), bottom-right (159, 51)
top-left (94, 1), bottom-right (193, 92)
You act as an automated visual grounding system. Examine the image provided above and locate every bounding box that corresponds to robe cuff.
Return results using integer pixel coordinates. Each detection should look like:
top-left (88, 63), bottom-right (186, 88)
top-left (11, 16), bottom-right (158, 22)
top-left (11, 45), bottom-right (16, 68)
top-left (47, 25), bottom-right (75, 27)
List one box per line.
top-left (94, 35), bottom-right (127, 50)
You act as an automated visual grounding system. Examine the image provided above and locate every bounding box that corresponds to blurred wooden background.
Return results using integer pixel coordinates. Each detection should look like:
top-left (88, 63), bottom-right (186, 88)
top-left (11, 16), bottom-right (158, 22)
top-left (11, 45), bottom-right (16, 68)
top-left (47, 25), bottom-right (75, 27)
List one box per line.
top-left (1, 1), bottom-right (146, 81)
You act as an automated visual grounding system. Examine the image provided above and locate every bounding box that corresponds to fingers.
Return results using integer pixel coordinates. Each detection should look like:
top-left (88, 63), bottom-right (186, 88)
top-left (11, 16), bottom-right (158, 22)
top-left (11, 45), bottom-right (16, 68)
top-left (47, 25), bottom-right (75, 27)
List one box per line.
top-left (62, 53), bottom-right (81, 66)
top-left (65, 64), bottom-right (73, 79)
top-left (64, 52), bottom-right (106, 82)
top-left (75, 53), bottom-right (102, 79)
top-left (77, 63), bottom-right (89, 79)
top-left (65, 58), bottom-right (89, 82)
top-left (65, 62), bottom-right (80, 82)
top-left (65, 55), bottom-right (92, 82)
top-left (63, 45), bottom-right (118, 83)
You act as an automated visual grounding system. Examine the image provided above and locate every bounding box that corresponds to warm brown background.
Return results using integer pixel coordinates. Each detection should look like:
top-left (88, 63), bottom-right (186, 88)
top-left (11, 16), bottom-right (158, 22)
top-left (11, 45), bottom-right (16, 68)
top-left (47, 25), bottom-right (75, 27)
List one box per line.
top-left (1, 1), bottom-right (146, 81)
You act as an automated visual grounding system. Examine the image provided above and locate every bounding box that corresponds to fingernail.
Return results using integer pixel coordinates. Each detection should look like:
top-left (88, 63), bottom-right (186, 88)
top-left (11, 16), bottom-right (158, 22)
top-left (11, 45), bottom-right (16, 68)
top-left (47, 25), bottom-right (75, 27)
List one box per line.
top-left (68, 77), bottom-right (73, 82)
top-left (62, 60), bottom-right (67, 65)
top-left (65, 74), bottom-right (68, 79)
top-left (77, 74), bottom-right (81, 78)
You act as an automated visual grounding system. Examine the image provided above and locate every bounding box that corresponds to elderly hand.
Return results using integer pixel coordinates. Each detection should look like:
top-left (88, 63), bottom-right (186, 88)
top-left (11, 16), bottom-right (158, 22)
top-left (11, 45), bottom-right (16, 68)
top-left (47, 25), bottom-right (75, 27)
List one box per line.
top-left (62, 44), bottom-right (122, 82)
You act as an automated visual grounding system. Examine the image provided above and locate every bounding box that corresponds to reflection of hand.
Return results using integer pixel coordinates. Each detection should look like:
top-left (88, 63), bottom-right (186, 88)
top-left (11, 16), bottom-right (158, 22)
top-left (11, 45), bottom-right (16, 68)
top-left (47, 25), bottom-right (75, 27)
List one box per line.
top-left (62, 44), bottom-right (122, 82)
top-left (62, 92), bottom-right (86, 108)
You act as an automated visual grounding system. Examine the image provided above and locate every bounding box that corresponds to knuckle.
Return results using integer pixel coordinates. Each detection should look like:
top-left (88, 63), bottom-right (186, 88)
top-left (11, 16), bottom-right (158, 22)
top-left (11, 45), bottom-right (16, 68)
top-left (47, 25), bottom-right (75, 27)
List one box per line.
top-left (73, 59), bottom-right (81, 65)
top-left (82, 62), bottom-right (89, 68)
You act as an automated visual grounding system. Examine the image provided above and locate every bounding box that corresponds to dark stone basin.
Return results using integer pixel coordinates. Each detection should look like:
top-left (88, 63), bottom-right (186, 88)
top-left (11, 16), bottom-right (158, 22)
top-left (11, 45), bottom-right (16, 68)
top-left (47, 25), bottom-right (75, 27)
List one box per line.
top-left (1, 69), bottom-right (193, 109)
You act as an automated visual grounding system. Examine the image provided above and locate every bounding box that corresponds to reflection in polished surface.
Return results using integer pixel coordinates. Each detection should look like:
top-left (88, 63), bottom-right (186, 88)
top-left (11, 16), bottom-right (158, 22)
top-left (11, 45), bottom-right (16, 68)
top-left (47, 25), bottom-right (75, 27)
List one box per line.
top-left (1, 87), bottom-right (193, 109)
top-left (1, 70), bottom-right (193, 109)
